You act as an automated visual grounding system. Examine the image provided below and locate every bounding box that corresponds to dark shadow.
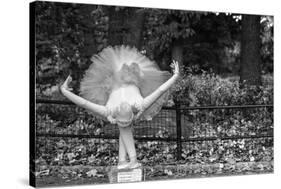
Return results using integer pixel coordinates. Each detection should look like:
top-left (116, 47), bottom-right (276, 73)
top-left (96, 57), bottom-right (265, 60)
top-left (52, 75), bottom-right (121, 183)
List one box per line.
top-left (18, 177), bottom-right (29, 186)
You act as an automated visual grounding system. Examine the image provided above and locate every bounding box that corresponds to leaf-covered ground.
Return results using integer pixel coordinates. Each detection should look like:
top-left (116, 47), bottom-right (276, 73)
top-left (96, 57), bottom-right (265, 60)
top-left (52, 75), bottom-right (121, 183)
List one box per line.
top-left (35, 161), bottom-right (273, 187)
top-left (34, 135), bottom-right (273, 187)
top-left (34, 108), bottom-right (273, 186)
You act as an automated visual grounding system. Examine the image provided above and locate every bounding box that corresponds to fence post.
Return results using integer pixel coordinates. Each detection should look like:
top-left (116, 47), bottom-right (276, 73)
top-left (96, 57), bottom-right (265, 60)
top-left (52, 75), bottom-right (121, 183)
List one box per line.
top-left (175, 100), bottom-right (182, 161)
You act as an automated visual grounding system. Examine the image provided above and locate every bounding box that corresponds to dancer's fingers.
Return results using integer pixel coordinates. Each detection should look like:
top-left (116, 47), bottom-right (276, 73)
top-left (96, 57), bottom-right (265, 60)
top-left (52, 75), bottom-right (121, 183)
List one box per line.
top-left (63, 75), bottom-right (72, 88)
top-left (172, 61), bottom-right (179, 74)
top-left (170, 60), bottom-right (178, 74)
top-left (175, 61), bottom-right (179, 72)
top-left (66, 75), bottom-right (72, 83)
top-left (170, 61), bottom-right (175, 70)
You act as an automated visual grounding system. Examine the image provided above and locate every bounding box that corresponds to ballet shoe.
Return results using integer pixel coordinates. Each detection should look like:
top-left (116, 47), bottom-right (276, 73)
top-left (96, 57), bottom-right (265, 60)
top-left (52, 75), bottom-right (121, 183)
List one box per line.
top-left (117, 161), bottom-right (129, 170)
top-left (128, 161), bottom-right (142, 169)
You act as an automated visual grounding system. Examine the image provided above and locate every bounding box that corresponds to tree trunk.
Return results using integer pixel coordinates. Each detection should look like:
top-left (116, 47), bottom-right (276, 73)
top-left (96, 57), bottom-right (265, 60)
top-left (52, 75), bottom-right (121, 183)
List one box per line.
top-left (172, 39), bottom-right (183, 69)
top-left (107, 7), bottom-right (145, 50)
top-left (107, 7), bottom-right (125, 46)
top-left (123, 8), bottom-right (145, 49)
top-left (79, 5), bottom-right (99, 57)
top-left (240, 15), bottom-right (262, 86)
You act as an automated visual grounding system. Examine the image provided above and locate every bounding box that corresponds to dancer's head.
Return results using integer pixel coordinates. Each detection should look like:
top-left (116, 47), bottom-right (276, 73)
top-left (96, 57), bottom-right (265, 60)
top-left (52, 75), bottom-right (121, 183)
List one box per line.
top-left (115, 102), bottom-right (134, 127)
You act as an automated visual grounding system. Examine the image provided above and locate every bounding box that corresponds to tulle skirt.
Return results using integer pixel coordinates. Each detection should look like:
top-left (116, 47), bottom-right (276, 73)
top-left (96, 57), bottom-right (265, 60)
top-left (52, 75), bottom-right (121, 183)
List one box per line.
top-left (80, 45), bottom-right (171, 121)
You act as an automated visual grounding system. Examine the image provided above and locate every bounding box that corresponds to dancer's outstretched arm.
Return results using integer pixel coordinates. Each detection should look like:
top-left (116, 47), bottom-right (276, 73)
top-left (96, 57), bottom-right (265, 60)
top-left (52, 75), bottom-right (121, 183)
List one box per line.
top-left (60, 75), bottom-right (109, 118)
top-left (135, 60), bottom-right (179, 119)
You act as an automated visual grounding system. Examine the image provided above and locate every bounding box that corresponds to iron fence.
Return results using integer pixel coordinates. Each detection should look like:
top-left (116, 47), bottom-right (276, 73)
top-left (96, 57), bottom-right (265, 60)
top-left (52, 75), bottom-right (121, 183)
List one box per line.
top-left (35, 98), bottom-right (273, 161)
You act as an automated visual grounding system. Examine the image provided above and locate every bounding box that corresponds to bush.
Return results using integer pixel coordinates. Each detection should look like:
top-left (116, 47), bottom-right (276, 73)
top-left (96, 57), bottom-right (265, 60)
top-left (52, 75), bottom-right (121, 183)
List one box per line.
top-left (173, 71), bottom-right (273, 106)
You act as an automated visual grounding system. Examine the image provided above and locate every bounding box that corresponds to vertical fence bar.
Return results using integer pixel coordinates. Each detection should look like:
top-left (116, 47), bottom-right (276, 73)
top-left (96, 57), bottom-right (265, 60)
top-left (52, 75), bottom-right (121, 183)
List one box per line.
top-left (175, 100), bottom-right (182, 160)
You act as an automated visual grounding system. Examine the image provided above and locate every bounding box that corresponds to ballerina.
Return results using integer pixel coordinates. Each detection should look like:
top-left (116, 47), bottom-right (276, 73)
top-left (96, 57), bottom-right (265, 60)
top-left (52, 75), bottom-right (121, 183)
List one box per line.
top-left (60, 45), bottom-right (179, 169)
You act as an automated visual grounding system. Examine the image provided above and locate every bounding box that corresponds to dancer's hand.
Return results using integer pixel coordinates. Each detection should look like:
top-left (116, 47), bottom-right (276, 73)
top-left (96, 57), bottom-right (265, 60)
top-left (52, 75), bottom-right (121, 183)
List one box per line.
top-left (60, 75), bottom-right (73, 91)
top-left (107, 115), bottom-right (117, 124)
top-left (170, 60), bottom-right (179, 76)
top-left (134, 101), bottom-right (144, 112)
top-left (133, 101), bottom-right (144, 121)
top-left (134, 109), bottom-right (144, 121)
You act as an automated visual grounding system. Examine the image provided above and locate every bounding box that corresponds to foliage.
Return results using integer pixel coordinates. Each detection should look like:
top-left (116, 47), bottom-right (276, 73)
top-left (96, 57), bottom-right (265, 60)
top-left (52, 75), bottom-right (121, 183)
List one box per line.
top-left (35, 2), bottom-right (108, 96)
top-left (173, 70), bottom-right (273, 106)
top-left (182, 13), bottom-right (241, 73)
top-left (35, 136), bottom-right (273, 185)
top-left (35, 2), bottom-right (273, 100)
top-left (144, 9), bottom-right (203, 52)
top-left (143, 10), bottom-right (241, 73)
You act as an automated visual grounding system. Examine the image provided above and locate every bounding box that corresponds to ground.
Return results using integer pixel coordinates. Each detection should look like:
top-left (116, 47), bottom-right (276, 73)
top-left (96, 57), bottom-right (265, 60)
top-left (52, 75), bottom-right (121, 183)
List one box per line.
top-left (35, 160), bottom-right (273, 187)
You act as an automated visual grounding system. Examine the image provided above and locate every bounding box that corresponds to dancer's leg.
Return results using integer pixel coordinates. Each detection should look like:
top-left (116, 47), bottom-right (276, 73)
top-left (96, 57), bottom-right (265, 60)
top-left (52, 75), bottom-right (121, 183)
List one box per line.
top-left (118, 126), bottom-right (137, 163)
top-left (118, 134), bottom-right (127, 163)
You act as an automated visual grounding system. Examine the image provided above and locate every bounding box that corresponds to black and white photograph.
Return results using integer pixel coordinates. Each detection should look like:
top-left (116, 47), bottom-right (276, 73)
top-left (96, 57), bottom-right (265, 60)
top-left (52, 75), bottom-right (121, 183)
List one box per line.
top-left (30, 0), bottom-right (274, 187)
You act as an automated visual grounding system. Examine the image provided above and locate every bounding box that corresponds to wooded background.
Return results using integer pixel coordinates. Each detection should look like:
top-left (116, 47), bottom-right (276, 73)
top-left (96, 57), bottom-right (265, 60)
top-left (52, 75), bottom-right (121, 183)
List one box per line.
top-left (35, 2), bottom-right (273, 99)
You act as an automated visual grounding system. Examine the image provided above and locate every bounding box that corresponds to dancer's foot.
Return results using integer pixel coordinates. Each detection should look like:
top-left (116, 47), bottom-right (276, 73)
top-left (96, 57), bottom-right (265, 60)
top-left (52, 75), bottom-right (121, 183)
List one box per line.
top-left (117, 161), bottom-right (141, 170)
top-left (127, 161), bottom-right (142, 169)
top-left (117, 161), bottom-right (129, 170)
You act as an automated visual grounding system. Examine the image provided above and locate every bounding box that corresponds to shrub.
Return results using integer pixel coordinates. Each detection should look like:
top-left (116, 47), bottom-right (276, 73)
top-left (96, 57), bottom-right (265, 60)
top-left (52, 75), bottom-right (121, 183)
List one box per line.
top-left (172, 71), bottom-right (273, 106)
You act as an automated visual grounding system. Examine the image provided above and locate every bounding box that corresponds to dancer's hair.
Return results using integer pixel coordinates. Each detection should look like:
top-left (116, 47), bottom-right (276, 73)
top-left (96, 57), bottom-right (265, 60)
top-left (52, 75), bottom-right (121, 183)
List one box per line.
top-left (114, 102), bottom-right (134, 127)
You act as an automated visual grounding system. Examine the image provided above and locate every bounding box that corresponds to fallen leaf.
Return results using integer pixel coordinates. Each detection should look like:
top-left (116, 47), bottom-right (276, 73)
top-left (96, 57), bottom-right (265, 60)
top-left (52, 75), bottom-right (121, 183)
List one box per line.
top-left (250, 156), bottom-right (255, 162)
top-left (226, 158), bottom-right (236, 164)
top-left (219, 163), bottom-right (224, 169)
top-left (88, 154), bottom-right (95, 163)
top-left (67, 153), bottom-right (75, 160)
top-left (164, 169), bottom-right (173, 176)
top-left (86, 169), bottom-right (97, 177)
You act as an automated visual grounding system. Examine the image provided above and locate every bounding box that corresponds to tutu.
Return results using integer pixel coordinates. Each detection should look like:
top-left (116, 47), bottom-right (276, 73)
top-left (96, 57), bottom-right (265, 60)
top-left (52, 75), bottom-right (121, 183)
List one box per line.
top-left (80, 45), bottom-right (171, 121)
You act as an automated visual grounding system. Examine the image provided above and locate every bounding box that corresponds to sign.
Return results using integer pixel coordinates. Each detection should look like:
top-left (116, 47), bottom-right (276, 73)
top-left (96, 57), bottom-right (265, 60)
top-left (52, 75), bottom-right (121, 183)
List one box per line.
top-left (117, 168), bottom-right (143, 183)
top-left (108, 166), bottom-right (144, 183)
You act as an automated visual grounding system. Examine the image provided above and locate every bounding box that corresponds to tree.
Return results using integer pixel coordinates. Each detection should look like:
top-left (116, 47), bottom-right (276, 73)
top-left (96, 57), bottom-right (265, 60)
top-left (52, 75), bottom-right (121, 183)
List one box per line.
top-left (260, 16), bottom-right (273, 73)
top-left (143, 10), bottom-right (206, 70)
top-left (35, 2), bottom-right (100, 93)
top-left (143, 10), bottom-right (241, 73)
top-left (240, 15), bottom-right (262, 86)
top-left (107, 6), bottom-right (146, 49)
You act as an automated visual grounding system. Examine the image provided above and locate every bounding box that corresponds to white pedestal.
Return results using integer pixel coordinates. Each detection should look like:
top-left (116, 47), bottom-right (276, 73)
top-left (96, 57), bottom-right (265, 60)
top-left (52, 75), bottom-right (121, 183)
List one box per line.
top-left (108, 166), bottom-right (144, 183)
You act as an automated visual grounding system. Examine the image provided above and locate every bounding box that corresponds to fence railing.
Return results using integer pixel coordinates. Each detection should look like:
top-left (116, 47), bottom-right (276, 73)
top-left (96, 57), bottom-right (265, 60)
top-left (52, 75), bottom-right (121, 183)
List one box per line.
top-left (36, 98), bottom-right (273, 160)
